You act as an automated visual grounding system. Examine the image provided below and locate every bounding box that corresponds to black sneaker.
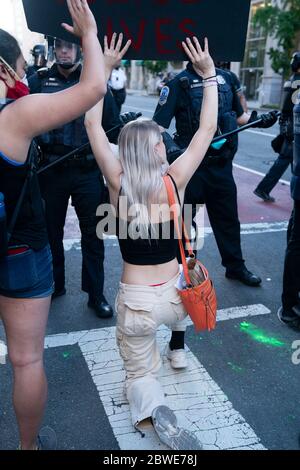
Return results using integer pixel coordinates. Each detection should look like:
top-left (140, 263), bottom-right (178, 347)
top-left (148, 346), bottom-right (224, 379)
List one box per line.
top-left (226, 267), bottom-right (262, 287)
top-left (292, 303), bottom-right (300, 318)
top-left (277, 307), bottom-right (300, 331)
top-left (253, 189), bottom-right (275, 203)
top-left (37, 426), bottom-right (57, 450)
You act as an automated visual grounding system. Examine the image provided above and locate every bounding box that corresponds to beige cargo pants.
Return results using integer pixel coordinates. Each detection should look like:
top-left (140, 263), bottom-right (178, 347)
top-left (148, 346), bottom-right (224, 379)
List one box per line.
top-left (115, 272), bottom-right (187, 426)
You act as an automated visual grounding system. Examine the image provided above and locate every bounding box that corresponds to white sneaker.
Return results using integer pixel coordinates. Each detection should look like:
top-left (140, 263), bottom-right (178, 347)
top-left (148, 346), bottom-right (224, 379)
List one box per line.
top-left (152, 405), bottom-right (202, 450)
top-left (166, 345), bottom-right (188, 369)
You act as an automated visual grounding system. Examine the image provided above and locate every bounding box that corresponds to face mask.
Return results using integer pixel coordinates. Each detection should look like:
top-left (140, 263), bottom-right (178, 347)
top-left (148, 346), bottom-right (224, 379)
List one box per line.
top-left (0, 56), bottom-right (29, 100)
top-left (21, 74), bottom-right (28, 87)
top-left (6, 79), bottom-right (30, 99)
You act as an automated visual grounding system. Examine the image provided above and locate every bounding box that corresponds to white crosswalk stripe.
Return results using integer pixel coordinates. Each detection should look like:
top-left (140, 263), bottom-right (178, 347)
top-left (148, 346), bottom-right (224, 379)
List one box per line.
top-left (45, 304), bottom-right (270, 450)
top-left (62, 221), bottom-right (288, 253)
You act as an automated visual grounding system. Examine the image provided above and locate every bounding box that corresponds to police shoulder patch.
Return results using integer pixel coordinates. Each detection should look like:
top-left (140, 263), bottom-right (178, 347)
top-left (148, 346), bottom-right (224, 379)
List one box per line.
top-left (159, 86), bottom-right (170, 106)
top-left (216, 75), bottom-right (226, 85)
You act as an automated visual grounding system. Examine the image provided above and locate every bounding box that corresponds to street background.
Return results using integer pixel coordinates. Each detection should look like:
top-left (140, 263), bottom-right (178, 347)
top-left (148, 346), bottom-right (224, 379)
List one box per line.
top-left (1, 93), bottom-right (299, 451)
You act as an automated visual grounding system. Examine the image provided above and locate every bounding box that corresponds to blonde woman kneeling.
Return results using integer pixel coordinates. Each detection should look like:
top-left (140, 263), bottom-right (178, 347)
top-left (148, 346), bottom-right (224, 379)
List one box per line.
top-left (85, 34), bottom-right (218, 450)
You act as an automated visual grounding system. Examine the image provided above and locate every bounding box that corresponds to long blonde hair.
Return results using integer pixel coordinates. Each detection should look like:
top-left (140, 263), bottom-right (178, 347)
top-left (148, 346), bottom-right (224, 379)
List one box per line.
top-left (118, 119), bottom-right (169, 239)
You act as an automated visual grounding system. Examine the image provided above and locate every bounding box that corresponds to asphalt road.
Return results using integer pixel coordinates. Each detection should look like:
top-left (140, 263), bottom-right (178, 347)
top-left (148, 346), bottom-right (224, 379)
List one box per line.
top-left (0, 94), bottom-right (299, 452)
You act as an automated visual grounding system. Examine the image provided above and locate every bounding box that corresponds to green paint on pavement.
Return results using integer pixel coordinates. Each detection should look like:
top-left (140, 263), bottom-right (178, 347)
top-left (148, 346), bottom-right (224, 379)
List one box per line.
top-left (227, 362), bottom-right (243, 372)
top-left (239, 322), bottom-right (286, 348)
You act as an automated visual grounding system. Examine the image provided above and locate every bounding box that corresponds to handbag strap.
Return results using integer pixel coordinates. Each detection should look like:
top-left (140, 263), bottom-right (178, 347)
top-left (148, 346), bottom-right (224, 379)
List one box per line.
top-left (163, 174), bottom-right (194, 286)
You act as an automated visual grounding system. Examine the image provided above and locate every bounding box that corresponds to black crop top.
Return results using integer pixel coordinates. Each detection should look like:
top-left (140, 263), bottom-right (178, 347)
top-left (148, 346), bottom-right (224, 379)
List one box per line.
top-left (116, 174), bottom-right (180, 265)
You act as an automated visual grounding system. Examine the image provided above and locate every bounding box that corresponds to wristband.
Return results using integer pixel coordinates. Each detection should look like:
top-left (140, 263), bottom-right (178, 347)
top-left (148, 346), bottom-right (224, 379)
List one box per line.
top-left (203, 74), bottom-right (217, 81)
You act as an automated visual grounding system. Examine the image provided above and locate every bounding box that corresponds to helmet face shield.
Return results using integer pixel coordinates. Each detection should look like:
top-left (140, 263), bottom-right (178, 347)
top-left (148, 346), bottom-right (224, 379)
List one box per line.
top-left (31, 45), bottom-right (46, 67)
top-left (54, 39), bottom-right (81, 68)
top-left (35, 54), bottom-right (46, 67)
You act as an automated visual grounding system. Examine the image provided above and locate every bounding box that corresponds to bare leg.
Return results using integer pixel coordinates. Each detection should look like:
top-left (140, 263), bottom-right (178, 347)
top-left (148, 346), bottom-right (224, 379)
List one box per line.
top-left (0, 295), bottom-right (50, 450)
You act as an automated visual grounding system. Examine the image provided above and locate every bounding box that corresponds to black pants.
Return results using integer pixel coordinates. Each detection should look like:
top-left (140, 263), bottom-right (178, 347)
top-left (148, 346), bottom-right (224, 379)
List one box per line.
top-left (184, 160), bottom-right (244, 271)
top-left (39, 164), bottom-right (106, 300)
top-left (282, 200), bottom-right (300, 310)
top-left (256, 141), bottom-right (293, 194)
top-left (112, 88), bottom-right (126, 113)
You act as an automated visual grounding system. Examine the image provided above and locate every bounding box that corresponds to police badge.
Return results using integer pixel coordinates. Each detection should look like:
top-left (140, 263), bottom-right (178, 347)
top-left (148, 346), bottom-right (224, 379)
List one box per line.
top-left (216, 75), bottom-right (226, 85)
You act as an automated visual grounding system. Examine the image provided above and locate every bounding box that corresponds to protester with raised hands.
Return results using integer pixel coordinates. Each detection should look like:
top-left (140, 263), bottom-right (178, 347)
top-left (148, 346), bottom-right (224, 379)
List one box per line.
top-left (85, 34), bottom-right (217, 450)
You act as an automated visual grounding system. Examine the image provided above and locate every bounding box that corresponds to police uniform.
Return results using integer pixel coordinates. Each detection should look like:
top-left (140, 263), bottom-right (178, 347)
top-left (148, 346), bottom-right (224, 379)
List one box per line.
top-left (255, 72), bottom-right (300, 199)
top-left (29, 64), bottom-right (122, 315)
top-left (279, 94), bottom-right (300, 326)
top-left (227, 70), bottom-right (243, 95)
top-left (27, 65), bottom-right (42, 79)
top-left (154, 63), bottom-right (260, 284)
top-left (109, 67), bottom-right (127, 112)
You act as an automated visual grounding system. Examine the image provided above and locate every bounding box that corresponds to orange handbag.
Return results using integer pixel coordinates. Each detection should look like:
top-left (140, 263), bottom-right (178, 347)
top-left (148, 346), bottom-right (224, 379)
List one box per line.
top-left (163, 175), bottom-right (217, 332)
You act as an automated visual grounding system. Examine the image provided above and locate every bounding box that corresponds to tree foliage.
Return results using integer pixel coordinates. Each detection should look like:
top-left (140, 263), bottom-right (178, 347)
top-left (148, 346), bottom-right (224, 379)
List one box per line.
top-left (253, 0), bottom-right (300, 77)
top-left (143, 60), bottom-right (168, 75)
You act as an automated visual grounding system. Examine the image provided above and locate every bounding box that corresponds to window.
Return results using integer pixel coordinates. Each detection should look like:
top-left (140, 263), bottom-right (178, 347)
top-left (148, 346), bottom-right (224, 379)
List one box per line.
top-left (240, 1), bottom-right (267, 100)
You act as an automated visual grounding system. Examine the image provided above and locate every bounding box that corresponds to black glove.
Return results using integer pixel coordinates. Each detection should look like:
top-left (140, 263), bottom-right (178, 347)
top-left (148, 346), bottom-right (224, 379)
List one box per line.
top-left (119, 111), bottom-right (142, 126)
top-left (249, 110), bottom-right (278, 129)
top-left (161, 131), bottom-right (183, 163)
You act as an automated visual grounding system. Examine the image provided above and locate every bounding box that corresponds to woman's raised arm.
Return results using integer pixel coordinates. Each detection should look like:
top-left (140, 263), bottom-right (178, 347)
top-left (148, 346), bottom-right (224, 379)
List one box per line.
top-left (169, 37), bottom-right (218, 189)
top-left (84, 33), bottom-right (131, 190)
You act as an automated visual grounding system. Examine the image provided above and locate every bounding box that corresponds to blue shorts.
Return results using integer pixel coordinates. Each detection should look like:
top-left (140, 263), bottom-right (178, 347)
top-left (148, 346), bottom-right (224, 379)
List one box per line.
top-left (0, 244), bottom-right (54, 299)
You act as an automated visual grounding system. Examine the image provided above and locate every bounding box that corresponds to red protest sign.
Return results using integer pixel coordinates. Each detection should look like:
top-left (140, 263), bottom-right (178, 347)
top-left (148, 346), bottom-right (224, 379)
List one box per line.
top-left (22, 0), bottom-right (251, 61)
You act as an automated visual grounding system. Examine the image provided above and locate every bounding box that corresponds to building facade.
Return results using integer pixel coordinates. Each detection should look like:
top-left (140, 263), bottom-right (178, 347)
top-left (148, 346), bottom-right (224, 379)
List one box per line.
top-left (231, 0), bottom-right (283, 107)
top-left (0, 0), bottom-right (44, 65)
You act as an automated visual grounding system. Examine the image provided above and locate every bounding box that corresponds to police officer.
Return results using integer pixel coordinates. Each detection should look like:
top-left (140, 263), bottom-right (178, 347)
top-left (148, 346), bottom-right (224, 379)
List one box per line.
top-left (277, 85), bottom-right (300, 329)
top-left (29, 38), bottom-right (122, 318)
top-left (215, 62), bottom-right (248, 113)
top-left (254, 52), bottom-right (300, 202)
top-left (27, 44), bottom-right (47, 78)
top-left (153, 61), bottom-right (278, 286)
top-left (108, 60), bottom-right (127, 112)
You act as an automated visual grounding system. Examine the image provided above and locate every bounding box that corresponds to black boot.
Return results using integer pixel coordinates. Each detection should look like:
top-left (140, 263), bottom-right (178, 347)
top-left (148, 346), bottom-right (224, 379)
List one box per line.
top-left (253, 188), bottom-right (275, 203)
top-left (88, 296), bottom-right (113, 318)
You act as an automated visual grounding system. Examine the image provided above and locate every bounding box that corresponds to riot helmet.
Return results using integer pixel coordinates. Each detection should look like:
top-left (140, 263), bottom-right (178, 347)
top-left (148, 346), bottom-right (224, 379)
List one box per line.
top-left (31, 44), bottom-right (47, 67)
